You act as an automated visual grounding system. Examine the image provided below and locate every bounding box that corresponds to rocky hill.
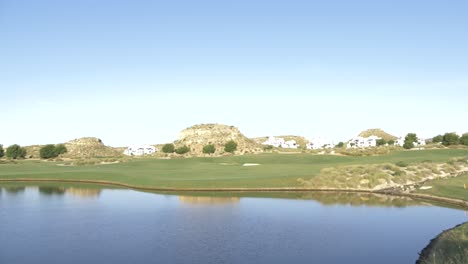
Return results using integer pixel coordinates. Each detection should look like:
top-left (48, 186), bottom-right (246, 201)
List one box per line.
top-left (358, 129), bottom-right (397, 141)
top-left (62, 137), bottom-right (121, 158)
top-left (175, 124), bottom-right (262, 155)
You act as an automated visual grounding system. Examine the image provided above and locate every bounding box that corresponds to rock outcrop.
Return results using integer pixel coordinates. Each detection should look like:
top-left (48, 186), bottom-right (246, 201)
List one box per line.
top-left (175, 124), bottom-right (262, 155)
top-left (63, 137), bottom-right (121, 158)
top-left (358, 128), bottom-right (397, 141)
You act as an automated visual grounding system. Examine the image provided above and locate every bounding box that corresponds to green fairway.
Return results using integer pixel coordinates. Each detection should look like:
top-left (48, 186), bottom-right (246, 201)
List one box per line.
top-left (417, 174), bottom-right (468, 201)
top-left (1, 149), bottom-right (467, 189)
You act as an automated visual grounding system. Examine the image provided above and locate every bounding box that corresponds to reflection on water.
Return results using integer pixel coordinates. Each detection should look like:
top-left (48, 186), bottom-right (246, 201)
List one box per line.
top-left (0, 185), bottom-right (102, 198)
top-left (1, 183), bottom-right (466, 264)
top-left (66, 187), bottom-right (101, 198)
top-left (39, 186), bottom-right (66, 195)
top-left (178, 196), bottom-right (240, 204)
top-left (3, 186), bottom-right (26, 194)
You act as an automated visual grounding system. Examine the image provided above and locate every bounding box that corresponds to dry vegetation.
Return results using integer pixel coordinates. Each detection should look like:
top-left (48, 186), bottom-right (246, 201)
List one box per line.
top-left (298, 157), bottom-right (468, 190)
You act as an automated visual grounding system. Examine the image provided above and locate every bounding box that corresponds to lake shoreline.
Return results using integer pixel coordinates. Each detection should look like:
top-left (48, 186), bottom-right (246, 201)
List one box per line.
top-left (2, 178), bottom-right (468, 209)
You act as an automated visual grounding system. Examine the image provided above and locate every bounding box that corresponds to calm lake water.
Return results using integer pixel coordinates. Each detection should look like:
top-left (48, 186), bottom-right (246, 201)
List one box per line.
top-left (0, 184), bottom-right (466, 264)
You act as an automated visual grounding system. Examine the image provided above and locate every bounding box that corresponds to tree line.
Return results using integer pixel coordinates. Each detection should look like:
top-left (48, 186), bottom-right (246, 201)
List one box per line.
top-left (0, 144), bottom-right (68, 159)
top-left (160, 140), bottom-right (238, 155)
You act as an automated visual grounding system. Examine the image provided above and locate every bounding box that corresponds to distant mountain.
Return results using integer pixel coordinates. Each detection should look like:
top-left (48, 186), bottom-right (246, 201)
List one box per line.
top-left (358, 129), bottom-right (397, 141)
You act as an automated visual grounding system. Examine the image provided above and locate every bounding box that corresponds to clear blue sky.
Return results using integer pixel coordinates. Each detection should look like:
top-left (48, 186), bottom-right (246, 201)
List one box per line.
top-left (1, 0), bottom-right (467, 146)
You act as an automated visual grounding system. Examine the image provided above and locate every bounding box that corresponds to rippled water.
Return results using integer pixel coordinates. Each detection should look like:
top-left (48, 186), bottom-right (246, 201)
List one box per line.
top-left (0, 184), bottom-right (466, 264)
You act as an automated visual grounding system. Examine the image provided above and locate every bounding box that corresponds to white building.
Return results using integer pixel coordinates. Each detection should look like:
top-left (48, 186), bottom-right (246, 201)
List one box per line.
top-left (124, 145), bottom-right (157, 156)
top-left (394, 137), bottom-right (426, 147)
top-left (347, 135), bottom-right (381, 148)
top-left (306, 137), bottom-right (335, 150)
top-left (262, 136), bottom-right (299, 149)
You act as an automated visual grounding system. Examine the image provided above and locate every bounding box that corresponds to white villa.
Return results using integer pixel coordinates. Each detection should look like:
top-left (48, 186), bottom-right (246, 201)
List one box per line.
top-left (346, 136), bottom-right (381, 148)
top-left (123, 145), bottom-right (157, 156)
top-left (306, 137), bottom-right (335, 150)
top-left (262, 136), bottom-right (299, 149)
top-left (394, 137), bottom-right (426, 147)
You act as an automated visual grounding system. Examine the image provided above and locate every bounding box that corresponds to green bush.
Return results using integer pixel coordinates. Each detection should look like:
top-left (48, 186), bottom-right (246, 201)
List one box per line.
top-left (175, 145), bottom-right (190, 154)
top-left (162, 143), bottom-right (175, 153)
top-left (0, 144), bottom-right (4, 158)
top-left (460, 133), bottom-right (468, 146)
top-left (55, 144), bottom-right (68, 155)
top-left (432, 134), bottom-right (443, 143)
top-left (224, 140), bottom-right (238, 153)
top-left (6, 144), bottom-right (27, 159)
top-left (40, 144), bottom-right (58, 159)
top-left (263, 145), bottom-right (273, 150)
top-left (336, 142), bottom-right (344, 148)
top-left (442, 132), bottom-right (460, 146)
top-left (387, 139), bottom-right (395, 145)
top-left (403, 133), bottom-right (417, 149)
top-left (376, 139), bottom-right (386, 146)
top-left (395, 161), bottom-right (408, 167)
top-left (202, 144), bottom-right (216, 154)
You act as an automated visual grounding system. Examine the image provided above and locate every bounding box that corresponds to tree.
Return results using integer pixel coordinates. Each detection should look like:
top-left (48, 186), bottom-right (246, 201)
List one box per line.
top-left (376, 139), bottom-right (387, 146)
top-left (0, 144), bottom-right (4, 158)
top-left (175, 145), bottom-right (190, 154)
top-left (162, 143), bottom-right (175, 153)
top-left (336, 142), bottom-right (344, 148)
top-left (6, 144), bottom-right (27, 159)
top-left (459, 133), bottom-right (468, 146)
top-left (224, 140), bottom-right (237, 153)
top-left (442, 133), bottom-right (460, 146)
top-left (54, 144), bottom-right (68, 155)
top-left (432, 135), bottom-right (443, 143)
top-left (403, 133), bottom-right (418, 149)
top-left (387, 139), bottom-right (395, 145)
top-left (202, 144), bottom-right (216, 154)
top-left (40, 144), bottom-right (58, 159)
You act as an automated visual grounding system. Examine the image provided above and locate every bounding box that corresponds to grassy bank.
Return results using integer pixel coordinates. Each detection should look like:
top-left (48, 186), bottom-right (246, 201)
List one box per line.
top-left (417, 222), bottom-right (468, 264)
top-left (417, 174), bottom-right (468, 201)
top-left (0, 149), bottom-right (467, 189)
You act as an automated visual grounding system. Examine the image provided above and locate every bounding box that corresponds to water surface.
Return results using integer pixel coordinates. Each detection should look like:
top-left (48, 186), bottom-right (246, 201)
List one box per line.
top-left (1, 184), bottom-right (466, 264)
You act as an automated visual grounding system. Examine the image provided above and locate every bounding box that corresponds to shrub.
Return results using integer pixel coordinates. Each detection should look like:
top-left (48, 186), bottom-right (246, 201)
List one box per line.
top-left (40, 144), bottom-right (58, 159)
top-left (395, 161), bottom-right (408, 167)
top-left (336, 142), bottom-right (344, 148)
top-left (0, 144), bottom-right (4, 158)
top-left (403, 133), bottom-right (417, 149)
top-left (162, 143), bottom-right (175, 153)
top-left (175, 145), bottom-right (190, 154)
top-left (403, 141), bottom-right (414, 149)
top-left (442, 132), bottom-right (460, 146)
top-left (202, 144), bottom-right (216, 154)
top-left (376, 139), bottom-right (386, 146)
top-left (387, 139), bottom-right (395, 145)
top-left (263, 145), bottom-right (273, 150)
top-left (224, 140), bottom-right (238, 153)
top-left (432, 135), bottom-right (443, 143)
top-left (6, 144), bottom-right (27, 159)
top-left (460, 133), bottom-right (468, 146)
top-left (54, 144), bottom-right (68, 155)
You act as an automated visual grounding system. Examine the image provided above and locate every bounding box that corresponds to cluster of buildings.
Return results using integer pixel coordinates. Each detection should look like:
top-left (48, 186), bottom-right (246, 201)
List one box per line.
top-left (261, 135), bottom-right (426, 150)
top-left (262, 136), bottom-right (299, 149)
top-left (123, 145), bottom-right (156, 156)
top-left (125, 133), bottom-right (428, 155)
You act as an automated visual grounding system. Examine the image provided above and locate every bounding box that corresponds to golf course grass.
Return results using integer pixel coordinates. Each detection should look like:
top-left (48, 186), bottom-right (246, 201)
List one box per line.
top-left (0, 149), bottom-right (467, 191)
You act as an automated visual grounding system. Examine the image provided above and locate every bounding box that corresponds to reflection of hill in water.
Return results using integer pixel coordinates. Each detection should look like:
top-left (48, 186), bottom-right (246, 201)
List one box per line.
top-left (300, 192), bottom-right (427, 207)
top-left (179, 196), bottom-right (240, 204)
top-left (36, 186), bottom-right (101, 198)
top-left (66, 188), bottom-right (101, 198)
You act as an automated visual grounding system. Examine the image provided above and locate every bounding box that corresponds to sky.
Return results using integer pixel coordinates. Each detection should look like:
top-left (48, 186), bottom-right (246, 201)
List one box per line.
top-left (1, 0), bottom-right (467, 147)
